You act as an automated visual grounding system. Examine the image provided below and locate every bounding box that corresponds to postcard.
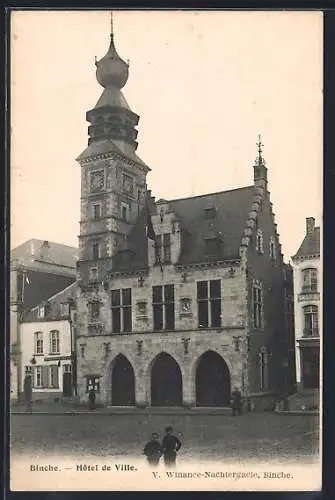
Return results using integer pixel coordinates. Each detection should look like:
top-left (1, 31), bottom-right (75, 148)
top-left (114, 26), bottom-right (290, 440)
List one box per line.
top-left (10, 9), bottom-right (322, 492)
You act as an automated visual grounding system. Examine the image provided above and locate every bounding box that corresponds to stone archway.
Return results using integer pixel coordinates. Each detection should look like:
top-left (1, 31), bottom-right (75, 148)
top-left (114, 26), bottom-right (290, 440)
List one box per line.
top-left (151, 352), bottom-right (183, 406)
top-left (111, 354), bottom-right (135, 406)
top-left (195, 351), bottom-right (231, 407)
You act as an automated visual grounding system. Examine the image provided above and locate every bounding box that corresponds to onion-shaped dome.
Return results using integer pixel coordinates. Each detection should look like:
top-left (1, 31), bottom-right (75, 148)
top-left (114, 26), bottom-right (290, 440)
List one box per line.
top-left (95, 35), bottom-right (129, 89)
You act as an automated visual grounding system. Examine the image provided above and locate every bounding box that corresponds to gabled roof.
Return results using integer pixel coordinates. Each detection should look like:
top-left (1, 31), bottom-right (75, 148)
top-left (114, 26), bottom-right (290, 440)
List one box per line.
top-left (11, 239), bottom-right (78, 275)
top-left (111, 185), bottom-right (256, 272)
top-left (292, 227), bottom-right (320, 259)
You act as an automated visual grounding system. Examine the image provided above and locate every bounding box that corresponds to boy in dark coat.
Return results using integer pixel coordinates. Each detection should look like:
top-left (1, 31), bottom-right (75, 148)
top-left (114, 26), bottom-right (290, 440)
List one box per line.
top-left (162, 426), bottom-right (182, 468)
top-left (231, 387), bottom-right (243, 416)
top-left (143, 432), bottom-right (162, 467)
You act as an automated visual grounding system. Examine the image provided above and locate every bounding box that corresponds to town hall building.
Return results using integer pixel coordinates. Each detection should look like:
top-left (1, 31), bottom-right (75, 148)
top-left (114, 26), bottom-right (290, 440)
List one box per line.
top-left (75, 18), bottom-right (294, 409)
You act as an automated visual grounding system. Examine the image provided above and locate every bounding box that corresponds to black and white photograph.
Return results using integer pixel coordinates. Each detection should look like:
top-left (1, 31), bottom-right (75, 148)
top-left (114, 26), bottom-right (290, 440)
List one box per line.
top-left (10, 9), bottom-right (322, 491)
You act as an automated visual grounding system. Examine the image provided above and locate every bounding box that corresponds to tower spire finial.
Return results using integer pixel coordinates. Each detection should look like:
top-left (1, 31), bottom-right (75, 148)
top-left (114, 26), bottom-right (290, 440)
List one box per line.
top-left (110, 11), bottom-right (114, 39)
top-left (256, 134), bottom-right (264, 163)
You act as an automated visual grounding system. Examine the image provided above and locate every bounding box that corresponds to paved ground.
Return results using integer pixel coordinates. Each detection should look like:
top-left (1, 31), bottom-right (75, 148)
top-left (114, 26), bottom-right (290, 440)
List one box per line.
top-left (11, 412), bottom-right (319, 463)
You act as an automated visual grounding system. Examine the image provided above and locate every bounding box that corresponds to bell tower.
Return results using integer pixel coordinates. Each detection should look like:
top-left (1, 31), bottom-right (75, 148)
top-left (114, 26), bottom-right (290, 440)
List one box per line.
top-left (76, 12), bottom-right (150, 286)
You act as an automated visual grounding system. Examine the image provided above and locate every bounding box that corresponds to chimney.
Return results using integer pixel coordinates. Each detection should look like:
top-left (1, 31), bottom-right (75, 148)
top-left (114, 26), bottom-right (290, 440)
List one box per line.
top-left (306, 217), bottom-right (315, 235)
top-left (39, 240), bottom-right (50, 260)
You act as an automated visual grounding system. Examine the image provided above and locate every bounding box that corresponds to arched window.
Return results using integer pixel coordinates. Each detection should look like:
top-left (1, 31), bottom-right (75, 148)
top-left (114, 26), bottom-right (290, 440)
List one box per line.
top-left (303, 305), bottom-right (319, 337)
top-left (302, 268), bottom-right (318, 292)
top-left (256, 229), bottom-right (263, 253)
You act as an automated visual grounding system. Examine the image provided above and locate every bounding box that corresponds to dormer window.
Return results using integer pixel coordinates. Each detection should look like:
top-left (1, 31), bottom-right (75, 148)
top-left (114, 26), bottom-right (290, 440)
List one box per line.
top-left (256, 230), bottom-right (264, 254)
top-left (204, 206), bottom-right (216, 219)
top-left (204, 236), bottom-right (222, 257)
top-left (38, 305), bottom-right (46, 319)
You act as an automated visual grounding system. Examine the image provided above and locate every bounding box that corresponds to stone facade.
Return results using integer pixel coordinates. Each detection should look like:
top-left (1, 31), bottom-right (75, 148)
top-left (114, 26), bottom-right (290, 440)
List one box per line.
top-left (75, 26), bottom-right (293, 410)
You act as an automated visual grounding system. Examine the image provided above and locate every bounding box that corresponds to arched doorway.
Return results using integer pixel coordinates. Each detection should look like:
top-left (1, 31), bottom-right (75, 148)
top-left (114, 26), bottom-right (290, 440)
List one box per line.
top-left (196, 351), bottom-right (231, 407)
top-left (111, 354), bottom-right (135, 406)
top-left (151, 353), bottom-right (183, 406)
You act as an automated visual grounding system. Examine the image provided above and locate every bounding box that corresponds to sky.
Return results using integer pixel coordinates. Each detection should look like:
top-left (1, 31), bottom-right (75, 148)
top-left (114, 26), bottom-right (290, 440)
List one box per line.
top-left (11, 10), bottom-right (323, 261)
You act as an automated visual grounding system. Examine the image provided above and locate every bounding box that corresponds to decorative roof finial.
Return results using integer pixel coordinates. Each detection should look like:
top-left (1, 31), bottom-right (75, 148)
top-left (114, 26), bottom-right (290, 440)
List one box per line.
top-left (110, 11), bottom-right (114, 40)
top-left (257, 134), bottom-right (263, 159)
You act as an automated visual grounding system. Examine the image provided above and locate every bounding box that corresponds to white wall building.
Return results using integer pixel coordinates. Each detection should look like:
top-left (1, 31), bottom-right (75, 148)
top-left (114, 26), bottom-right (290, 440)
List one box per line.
top-left (21, 319), bottom-right (73, 400)
top-left (292, 217), bottom-right (320, 391)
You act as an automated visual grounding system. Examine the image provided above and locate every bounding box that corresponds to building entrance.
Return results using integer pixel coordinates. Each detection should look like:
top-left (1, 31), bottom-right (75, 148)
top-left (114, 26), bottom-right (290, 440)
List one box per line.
top-left (196, 351), bottom-right (231, 407)
top-left (151, 353), bottom-right (183, 406)
top-left (111, 355), bottom-right (135, 406)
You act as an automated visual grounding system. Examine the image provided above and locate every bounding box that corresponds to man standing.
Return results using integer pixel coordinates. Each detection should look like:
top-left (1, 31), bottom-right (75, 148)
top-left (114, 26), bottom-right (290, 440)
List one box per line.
top-left (23, 372), bottom-right (32, 412)
top-left (231, 387), bottom-right (243, 416)
top-left (88, 387), bottom-right (96, 410)
top-left (162, 426), bottom-right (182, 468)
top-left (143, 432), bottom-right (162, 467)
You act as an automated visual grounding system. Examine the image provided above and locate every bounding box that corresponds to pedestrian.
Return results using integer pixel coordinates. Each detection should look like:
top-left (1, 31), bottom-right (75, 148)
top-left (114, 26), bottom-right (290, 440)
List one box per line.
top-left (143, 432), bottom-right (162, 467)
top-left (88, 387), bottom-right (96, 410)
top-left (162, 426), bottom-right (182, 468)
top-left (231, 387), bottom-right (243, 416)
top-left (23, 372), bottom-right (32, 413)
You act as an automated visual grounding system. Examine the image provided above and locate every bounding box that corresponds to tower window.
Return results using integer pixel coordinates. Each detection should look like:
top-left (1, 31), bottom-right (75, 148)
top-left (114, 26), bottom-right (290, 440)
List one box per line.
top-left (92, 241), bottom-right (101, 260)
top-left (256, 230), bottom-right (264, 253)
top-left (152, 285), bottom-right (175, 331)
top-left (92, 203), bottom-right (102, 220)
top-left (89, 301), bottom-right (100, 320)
top-left (197, 279), bottom-right (222, 328)
top-left (111, 288), bottom-right (132, 333)
top-left (120, 202), bottom-right (129, 221)
top-left (122, 173), bottom-right (134, 195)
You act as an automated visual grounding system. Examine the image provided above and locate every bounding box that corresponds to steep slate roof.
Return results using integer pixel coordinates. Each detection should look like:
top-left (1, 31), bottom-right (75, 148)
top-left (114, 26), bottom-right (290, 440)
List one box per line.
top-left (11, 239), bottom-right (78, 275)
top-left (169, 186), bottom-right (255, 264)
top-left (23, 282), bottom-right (78, 322)
top-left (111, 185), bottom-right (255, 272)
top-left (293, 227), bottom-right (320, 259)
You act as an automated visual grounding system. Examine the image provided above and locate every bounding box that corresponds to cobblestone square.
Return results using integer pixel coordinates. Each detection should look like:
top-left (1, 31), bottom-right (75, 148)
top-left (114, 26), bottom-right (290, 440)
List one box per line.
top-left (11, 412), bottom-right (319, 463)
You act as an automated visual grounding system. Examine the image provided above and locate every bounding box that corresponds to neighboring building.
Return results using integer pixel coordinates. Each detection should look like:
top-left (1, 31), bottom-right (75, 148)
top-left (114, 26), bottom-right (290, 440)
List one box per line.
top-left (292, 217), bottom-right (321, 391)
top-left (75, 21), bottom-right (294, 409)
top-left (20, 282), bottom-right (77, 401)
top-left (10, 239), bottom-right (78, 401)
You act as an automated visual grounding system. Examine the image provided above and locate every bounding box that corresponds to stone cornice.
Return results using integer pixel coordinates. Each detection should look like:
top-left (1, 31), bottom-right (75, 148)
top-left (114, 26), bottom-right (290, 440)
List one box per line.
top-left (77, 150), bottom-right (150, 174)
top-left (292, 253), bottom-right (320, 262)
top-left (174, 259), bottom-right (241, 271)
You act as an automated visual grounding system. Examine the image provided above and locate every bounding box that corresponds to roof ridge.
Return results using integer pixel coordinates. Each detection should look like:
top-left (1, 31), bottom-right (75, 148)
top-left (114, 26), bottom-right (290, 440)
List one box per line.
top-left (166, 185), bottom-right (254, 204)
